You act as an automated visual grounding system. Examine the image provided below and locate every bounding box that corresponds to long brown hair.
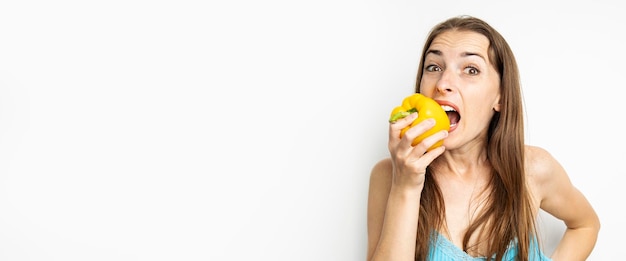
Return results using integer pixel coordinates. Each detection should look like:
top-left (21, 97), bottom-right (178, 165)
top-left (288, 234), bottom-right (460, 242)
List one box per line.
top-left (414, 16), bottom-right (538, 260)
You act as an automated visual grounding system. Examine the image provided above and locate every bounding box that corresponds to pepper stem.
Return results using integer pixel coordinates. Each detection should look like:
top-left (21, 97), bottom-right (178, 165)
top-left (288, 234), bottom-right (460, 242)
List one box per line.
top-left (389, 108), bottom-right (418, 123)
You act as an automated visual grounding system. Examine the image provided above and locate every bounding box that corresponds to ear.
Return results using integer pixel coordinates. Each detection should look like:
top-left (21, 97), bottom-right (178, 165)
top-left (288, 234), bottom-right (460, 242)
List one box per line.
top-left (493, 95), bottom-right (501, 112)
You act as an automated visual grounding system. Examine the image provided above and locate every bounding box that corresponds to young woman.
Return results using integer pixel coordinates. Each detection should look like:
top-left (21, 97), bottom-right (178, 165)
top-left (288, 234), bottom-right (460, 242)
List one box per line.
top-left (367, 16), bottom-right (600, 261)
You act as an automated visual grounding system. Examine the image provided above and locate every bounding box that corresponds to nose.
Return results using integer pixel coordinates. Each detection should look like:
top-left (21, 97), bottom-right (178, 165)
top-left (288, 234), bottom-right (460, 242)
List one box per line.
top-left (435, 69), bottom-right (455, 94)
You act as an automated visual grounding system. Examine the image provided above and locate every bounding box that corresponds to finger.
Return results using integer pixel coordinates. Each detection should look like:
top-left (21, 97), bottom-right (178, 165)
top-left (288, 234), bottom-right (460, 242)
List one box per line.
top-left (417, 144), bottom-right (446, 164)
top-left (388, 112), bottom-right (417, 142)
top-left (411, 129), bottom-right (448, 157)
top-left (396, 118), bottom-right (436, 151)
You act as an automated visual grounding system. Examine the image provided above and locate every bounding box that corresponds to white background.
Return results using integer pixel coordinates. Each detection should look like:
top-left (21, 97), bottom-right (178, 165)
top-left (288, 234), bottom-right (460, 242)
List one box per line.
top-left (0, 0), bottom-right (623, 260)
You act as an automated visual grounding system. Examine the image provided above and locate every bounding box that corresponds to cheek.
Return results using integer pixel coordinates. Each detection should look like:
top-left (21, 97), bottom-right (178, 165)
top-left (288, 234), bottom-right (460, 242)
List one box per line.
top-left (418, 79), bottom-right (436, 95)
top-left (467, 93), bottom-right (497, 116)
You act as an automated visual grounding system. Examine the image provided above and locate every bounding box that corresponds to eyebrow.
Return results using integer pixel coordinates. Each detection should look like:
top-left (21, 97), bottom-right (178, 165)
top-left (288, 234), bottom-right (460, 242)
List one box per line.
top-left (425, 49), bottom-right (486, 61)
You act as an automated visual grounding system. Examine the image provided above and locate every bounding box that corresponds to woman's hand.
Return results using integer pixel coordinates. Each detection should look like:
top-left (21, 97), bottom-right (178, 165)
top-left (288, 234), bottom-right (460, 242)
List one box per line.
top-left (388, 112), bottom-right (448, 190)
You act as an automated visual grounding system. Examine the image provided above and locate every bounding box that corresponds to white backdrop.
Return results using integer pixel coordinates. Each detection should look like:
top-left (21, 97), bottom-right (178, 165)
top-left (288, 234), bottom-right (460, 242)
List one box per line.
top-left (0, 0), bottom-right (623, 260)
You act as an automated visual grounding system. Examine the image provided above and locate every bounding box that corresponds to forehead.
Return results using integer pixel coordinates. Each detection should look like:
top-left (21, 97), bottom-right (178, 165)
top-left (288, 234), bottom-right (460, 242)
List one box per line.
top-left (427, 30), bottom-right (491, 57)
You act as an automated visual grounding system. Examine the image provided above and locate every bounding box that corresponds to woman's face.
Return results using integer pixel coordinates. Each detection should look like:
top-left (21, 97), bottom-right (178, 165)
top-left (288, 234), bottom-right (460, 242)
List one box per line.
top-left (419, 30), bottom-right (501, 149)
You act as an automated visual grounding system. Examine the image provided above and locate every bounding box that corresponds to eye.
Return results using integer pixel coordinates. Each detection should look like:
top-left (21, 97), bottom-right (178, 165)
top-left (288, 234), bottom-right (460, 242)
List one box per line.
top-left (464, 66), bottom-right (480, 75)
top-left (425, 64), bottom-right (442, 72)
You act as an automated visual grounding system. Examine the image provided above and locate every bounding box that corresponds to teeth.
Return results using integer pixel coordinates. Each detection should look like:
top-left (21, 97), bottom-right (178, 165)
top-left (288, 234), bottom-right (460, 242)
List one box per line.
top-left (441, 105), bottom-right (455, 112)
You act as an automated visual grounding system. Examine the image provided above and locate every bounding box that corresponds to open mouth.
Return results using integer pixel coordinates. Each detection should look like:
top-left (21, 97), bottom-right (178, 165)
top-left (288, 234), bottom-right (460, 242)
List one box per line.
top-left (441, 105), bottom-right (460, 127)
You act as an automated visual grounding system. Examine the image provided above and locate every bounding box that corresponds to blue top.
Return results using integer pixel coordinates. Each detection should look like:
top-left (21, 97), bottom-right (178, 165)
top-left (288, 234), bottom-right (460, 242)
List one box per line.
top-left (427, 232), bottom-right (552, 261)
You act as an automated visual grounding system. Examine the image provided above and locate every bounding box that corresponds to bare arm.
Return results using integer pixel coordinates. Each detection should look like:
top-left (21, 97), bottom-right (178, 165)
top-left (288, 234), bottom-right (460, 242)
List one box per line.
top-left (527, 146), bottom-right (600, 261)
top-left (366, 114), bottom-right (447, 261)
top-left (367, 159), bottom-right (421, 261)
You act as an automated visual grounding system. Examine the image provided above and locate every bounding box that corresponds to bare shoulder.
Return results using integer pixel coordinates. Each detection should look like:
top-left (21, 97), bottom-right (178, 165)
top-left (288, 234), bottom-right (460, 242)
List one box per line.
top-left (369, 157), bottom-right (393, 189)
top-left (524, 145), bottom-right (572, 207)
top-left (524, 145), bottom-right (562, 182)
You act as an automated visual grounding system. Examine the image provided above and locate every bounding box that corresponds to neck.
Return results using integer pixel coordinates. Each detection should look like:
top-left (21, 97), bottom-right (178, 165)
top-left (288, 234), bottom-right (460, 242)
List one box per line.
top-left (432, 142), bottom-right (490, 180)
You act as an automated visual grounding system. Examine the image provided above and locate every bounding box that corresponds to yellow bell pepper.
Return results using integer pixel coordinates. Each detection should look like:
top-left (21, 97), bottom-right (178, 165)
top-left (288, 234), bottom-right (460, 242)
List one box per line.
top-left (389, 93), bottom-right (450, 150)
